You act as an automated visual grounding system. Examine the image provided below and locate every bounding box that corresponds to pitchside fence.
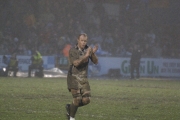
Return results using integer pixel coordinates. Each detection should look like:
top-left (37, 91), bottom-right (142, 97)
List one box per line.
top-left (0, 55), bottom-right (180, 78)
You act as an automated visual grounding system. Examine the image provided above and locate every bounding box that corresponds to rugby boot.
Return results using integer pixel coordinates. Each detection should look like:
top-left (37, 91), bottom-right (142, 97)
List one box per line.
top-left (66, 104), bottom-right (70, 120)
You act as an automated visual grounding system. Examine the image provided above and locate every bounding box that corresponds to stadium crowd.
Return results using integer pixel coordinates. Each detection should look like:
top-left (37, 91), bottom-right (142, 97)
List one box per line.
top-left (0, 0), bottom-right (180, 58)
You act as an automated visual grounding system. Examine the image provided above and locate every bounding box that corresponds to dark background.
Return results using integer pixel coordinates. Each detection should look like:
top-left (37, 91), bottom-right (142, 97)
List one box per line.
top-left (0, 0), bottom-right (180, 58)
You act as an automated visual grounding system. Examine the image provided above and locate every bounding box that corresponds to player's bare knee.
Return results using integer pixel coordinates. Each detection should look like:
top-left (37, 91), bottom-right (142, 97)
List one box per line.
top-left (82, 97), bottom-right (90, 105)
top-left (81, 91), bottom-right (91, 105)
top-left (73, 97), bottom-right (82, 106)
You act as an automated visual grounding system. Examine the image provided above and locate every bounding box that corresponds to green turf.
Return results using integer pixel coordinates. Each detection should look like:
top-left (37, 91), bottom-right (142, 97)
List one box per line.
top-left (0, 77), bottom-right (180, 120)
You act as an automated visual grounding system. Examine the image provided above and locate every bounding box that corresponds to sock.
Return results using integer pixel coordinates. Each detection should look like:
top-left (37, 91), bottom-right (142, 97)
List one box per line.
top-left (78, 100), bottom-right (84, 107)
top-left (70, 116), bottom-right (75, 120)
top-left (70, 103), bottom-right (78, 118)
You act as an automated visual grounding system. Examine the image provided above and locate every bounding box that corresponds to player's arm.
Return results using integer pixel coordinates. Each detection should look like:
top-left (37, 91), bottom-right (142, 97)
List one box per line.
top-left (90, 44), bottom-right (98, 64)
top-left (71, 47), bottom-right (92, 67)
top-left (73, 55), bottom-right (88, 67)
top-left (91, 53), bottom-right (98, 64)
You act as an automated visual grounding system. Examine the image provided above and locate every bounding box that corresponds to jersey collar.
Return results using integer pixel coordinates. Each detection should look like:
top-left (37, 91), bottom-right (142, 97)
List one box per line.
top-left (75, 44), bottom-right (89, 51)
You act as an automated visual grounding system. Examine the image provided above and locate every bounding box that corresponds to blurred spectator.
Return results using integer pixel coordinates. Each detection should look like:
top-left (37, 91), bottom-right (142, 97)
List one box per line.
top-left (130, 44), bottom-right (142, 79)
top-left (90, 30), bottom-right (103, 43)
top-left (62, 42), bottom-right (72, 57)
top-left (5, 53), bottom-right (18, 77)
top-left (102, 33), bottom-right (114, 53)
top-left (142, 43), bottom-right (152, 57)
top-left (162, 40), bottom-right (172, 58)
top-left (39, 7), bottom-right (55, 25)
top-left (146, 30), bottom-right (156, 45)
top-left (151, 43), bottom-right (162, 58)
top-left (3, 21), bottom-right (12, 37)
top-left (39, 43), bottom-right (48, 55)
top-left (116, 44), bottom-right (128, 57)
top-left (28, 50), bottom-right (44, 77)
top-left (0, 0), bottom-right (179, 59)
top-left (89, 11), bottom-right (101, 29)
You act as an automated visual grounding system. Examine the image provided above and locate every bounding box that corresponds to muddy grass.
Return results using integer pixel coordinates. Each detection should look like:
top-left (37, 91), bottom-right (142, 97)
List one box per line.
top-left (0, 77), bottom-right (180, 120)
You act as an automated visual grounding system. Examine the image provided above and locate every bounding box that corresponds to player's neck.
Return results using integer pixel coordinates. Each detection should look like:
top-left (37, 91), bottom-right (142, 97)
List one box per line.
top-left (77, 45), bottom-right (84, 51)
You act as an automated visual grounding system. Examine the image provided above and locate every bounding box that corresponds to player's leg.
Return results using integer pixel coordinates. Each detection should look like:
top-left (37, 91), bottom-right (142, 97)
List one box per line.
top-left (67, 89), bottom-right (82, 119)
top-left (5, 67), bottom-right (9, 77)
top-left (39, 66), bottom-right (44, 77)
top-left (13, 67), bottom-right (18, 77)
top-left (38, 66), bottom-right (41, 72)
top-left (81, 94), bottom-right (90, 106)
top-left (28, 65), bottom-right (32, 77)
top-left (135, 64), bottom-right (140, 79)
top-left (81, 82), bottom-right (91, 106)
top-left (130, 64), bottom-right (135, 79)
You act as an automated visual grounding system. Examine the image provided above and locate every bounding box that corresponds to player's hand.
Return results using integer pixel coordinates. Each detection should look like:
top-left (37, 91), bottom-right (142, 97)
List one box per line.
top-left (83, 47), bottom-right (92, 62)
top-left (92, 44), bottom-right (98, 54)
top-left (85, 47), bottom-right (92, 57)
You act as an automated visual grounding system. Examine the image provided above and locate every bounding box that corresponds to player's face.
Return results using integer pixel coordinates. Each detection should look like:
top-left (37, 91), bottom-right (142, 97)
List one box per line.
top-left (77, 35), bottom-right (88, 49)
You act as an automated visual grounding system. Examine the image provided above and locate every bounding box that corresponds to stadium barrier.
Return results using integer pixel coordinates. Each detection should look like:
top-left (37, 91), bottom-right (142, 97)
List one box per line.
top-left (0, 55), bottom-right (55, 71)
top-left (98, 57), bottom-right (180, 77)
top-left (0, 55), bottom-right (180, 77)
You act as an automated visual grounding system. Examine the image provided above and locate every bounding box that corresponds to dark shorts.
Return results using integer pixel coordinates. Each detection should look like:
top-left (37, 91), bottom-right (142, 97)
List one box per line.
top-left (71, 82), bottom-right (91, 98)
top-left (67, 74), bottom-right (91, 97)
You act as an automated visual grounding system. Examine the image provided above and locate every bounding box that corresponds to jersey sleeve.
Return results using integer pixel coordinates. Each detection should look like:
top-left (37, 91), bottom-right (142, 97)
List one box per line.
top-left (69, 48), bottom-right (79, 65)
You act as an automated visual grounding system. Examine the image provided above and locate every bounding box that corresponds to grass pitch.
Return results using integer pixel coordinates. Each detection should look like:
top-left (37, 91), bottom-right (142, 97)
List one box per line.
top-left (0, 77), bottom-right (180, 120)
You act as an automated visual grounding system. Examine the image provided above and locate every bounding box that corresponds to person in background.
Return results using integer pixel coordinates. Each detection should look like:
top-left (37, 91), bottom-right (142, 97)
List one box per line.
top-left (5, 53), bottom-right (18, 77)
top-left (130, 44), bottom-right (142, 80)
top-left (28, 50), bottom-right (44, 77)
top-left (62, 41), bottom-right (72, 58)
top-left (66, 33), bottom-right (98, 120)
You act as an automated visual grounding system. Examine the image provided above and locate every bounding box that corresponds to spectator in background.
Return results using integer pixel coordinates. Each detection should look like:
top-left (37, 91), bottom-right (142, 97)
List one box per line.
top-left (0, 43), bottom-right (9, 55)
top-left (39, 7), bottom-right (55, 26)
top-left (142, 43), bottom-right (152, 57)
top-left (0, 0), bottom-right (180, 59)
top-left (162, 40), bottom-right (172, 58)
top-left (146, 30), bottom-right (156, 46)
top-left (28, 50), bottom-right (44, 77)
top-left (3, 21), bottom-right (12, 38)
top-left (90, 30), bottom-right (103, 44)
top-left (3, 55), bottom-right (9, 66)
top-left (152, 43), bottom-right (162, 58)
top-left (102, 33), bottom-right (114, 54)
top-left (116, 44), bottom-right (127, 57)
top-left (62, 42), bottom-right (72, 58)
top-left (89, 11), bottom-right (101, 29)
top-left (130, 44), bottom-right (142, 80)
top-left (4, 53), bottom-right (18, 77)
